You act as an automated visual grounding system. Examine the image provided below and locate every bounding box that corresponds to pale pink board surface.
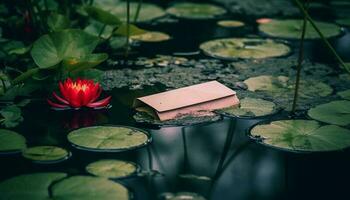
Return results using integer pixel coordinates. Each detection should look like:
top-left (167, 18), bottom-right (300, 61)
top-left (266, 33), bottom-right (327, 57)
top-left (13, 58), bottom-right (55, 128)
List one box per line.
top-left (133, 81), bottom-right (240, 121)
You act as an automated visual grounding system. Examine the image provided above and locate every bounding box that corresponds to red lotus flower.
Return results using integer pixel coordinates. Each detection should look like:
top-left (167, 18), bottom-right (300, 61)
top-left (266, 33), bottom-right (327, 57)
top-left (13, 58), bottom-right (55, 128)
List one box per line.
top-left (48, 78), bottom-right (111, 109)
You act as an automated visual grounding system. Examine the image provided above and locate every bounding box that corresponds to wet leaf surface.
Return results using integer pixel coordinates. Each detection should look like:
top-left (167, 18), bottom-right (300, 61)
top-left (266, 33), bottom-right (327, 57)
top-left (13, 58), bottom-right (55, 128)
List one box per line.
top-left (308, 100), bottom-right (350, 126)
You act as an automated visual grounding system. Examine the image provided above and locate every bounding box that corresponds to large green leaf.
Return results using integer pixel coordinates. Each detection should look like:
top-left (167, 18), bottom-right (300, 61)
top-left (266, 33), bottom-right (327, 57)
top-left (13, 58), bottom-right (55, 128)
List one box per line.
top-left (86, 159), bottom-right (138, 178)
top-left (250, 120), bottom-right (350, 152)
top-left (200, 38), bottom-right (291, 60)
top-left (0, 129), bottom-right (26, 152)
top-left (259, 19), bottom-right (342, 39)
top-left (47, 13), bottom-right (70, 32)
top-left (0, 173), bottom-right (67, 200)
top-left (22, 146), bottom-right (70, 162)
top-left (0, 105), bottom-right (23, 128)
top-left (67, 126), bottom-right (150, 152)
top-left (338, 89), bottom-right (350, 100)
top-left (52, 176), bottom-right (129, 200)
top-left (308, 100), bottom-right (350, 126)
top-left (85, 5), bottom-right (121, 25)
top-left (31, 29), bottom-right (100, 69)
top-left (166, 2), bottom-right (226, 19)
top-left (217, 97), bottom-right (277, 117)
top-left (62, 53), bottom-right (108, 73)
top-left (84, 21), bottom-right (115, 39)
top-left (114, 24), bottom-right (147, 36)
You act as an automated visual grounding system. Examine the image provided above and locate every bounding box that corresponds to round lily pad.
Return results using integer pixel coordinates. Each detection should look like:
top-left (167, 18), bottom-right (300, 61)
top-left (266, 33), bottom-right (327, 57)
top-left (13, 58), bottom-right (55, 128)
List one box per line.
top-left (200, 38), bottom-right (291, 60)
top-left (96, 2), bottom-right (165, 22)
top-left (250, 120), bottom-right (350, 152)
top-left (308, 100), bottom-right (350, 126)
top-left (217, 20), bottom-right (245, 28)
top-left (130, 31), bottom-right (171, 42)
top-left (0, 173), bottom-right (130, 200)
top-left (259, 19), bottom-right (342, 39)
top-left (22, 146), bottom-right (70, 163)
top-left (52, 175), bottom-right (129, 200)
top-left (0, 129), bottom-right (26, 154)
top-left (67, 126), bottom-right (151, 152)
top-left (86, 159), bottom-right (138, 179)
top-left (338, 89), bottom-right (350, 100)
top-left (0, 173), bottom-right (68, 200)
top-left (216, 97), bottom-right (279, 118)
top-left (166, 3), bottom-right (226, 19)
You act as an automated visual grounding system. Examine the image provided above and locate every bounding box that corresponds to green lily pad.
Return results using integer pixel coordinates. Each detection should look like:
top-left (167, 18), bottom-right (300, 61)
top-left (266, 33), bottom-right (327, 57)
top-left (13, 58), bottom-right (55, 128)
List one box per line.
top-left (85, 5), bottom-right (121, 25)
top-left (62, 53), bottom-right (108, 73)
top-left (130, 31), bottom-right (171, 42)
top-left (162, 192), bottom-right (207, 200)
top-left (259, 19), bottom-right (342, 39)
top-left (0, 173), bottom-right (129, 200)
top-left (47, 13), bottom-right (70, 32)
top-left (67, 126), bottom-right (150, 152)
top-left (114, 24), bottom-right (147, 36)
top-left (31, 29), bottom-right (101, 69)
top-left (308, 100), bottom-right (350, 126)
top-left (338, 89), bottom-right (350, 100)
top-left (250, 120), bottom-right (350, 152)
top-left (22, 146), bottom-right (70, 163)
top-left (96, 2), bottom-right (165, 22)
top-left (52, 176), bottom-right (129, 200)
top-left (0, 129), bottom-right (26, 153)
top-left (217, 20), bottom-right (245, 28)
top-left (200, 38), bottom-right (291, 60)
top-left (335, 18), bottom-right (350, 26)
top-left (84, 21), bottom-right (115, 39)
top-left (244, 75), bottom-right (333, 100)
top-left (0, 105), bottom-right (24, 128)
top-left (166, 3), bottom-right (226, 19)
top-left (86, 159), bottom-right (138, 178)
top-left (216, 97), bottom-right (278, 118)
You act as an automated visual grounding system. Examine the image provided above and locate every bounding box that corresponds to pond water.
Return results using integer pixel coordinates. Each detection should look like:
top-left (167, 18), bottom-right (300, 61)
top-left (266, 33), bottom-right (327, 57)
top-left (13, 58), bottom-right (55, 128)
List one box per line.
top-left (1, 0), bottom-right (350, 200)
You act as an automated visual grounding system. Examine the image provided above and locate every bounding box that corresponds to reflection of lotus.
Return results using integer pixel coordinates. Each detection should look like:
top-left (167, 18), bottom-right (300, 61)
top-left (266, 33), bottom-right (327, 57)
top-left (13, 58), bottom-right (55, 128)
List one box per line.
top-left (48, 78), bottom-right (111, 109)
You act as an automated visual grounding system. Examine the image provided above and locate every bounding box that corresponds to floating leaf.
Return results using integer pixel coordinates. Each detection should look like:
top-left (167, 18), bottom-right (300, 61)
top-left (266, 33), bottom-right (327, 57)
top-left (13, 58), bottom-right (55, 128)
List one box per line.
top-left (338, 89), bottom-right (350, 100)
top-left (86, 159), bottom-right (138, 178)
top-left (52, 176), bottom-right (129, 200)
top-left (130, 31), bottom-right (171, 42)
top-left (47, 13), bottom-right (70, 32)
top-left (67, 126), bottom-right (150, 152)
top-left (95, 2), bottom-right (165, 22)
top-left (114, 24), bottom-right (147, 36)
top-left (217, 20), bottom-right (245, 28)
top-left (200, 38), bottom-right (291, 60)
top-left (31, 29), bottom-right (100, 69)
top-left (0, 173), bottom-right (67, 200)
top-left (0, 105), bottom-right (23, 128)
top-left (0, 129), bottom-right (26, 153)
top-left (217, 97), bottom-right (278, 117)
top-left (161, 192), bottom-right (207, 200)
top-left (22, 146), bottom-right (70, 162)
top-left (308, 100), bottom-right (350, 126)
top-left (85, 5), bottom-right (121, 25)
top-left (166, 3), bottom-right (226, 19)
top-left (250, 120), bottom-right (350, 152)
top-left (259, 19), bottom-right (342, 39)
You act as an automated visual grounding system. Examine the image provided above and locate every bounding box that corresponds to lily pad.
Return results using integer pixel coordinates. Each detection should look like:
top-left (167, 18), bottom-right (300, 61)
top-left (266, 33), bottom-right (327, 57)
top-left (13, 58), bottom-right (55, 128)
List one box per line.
top-left (22, 146), bottom-right (70, 163)
top-left (31, 29), bottom-right (104, 69)
top-left (85, 5), bottom-right (121, 25)
top-left (250, 120), bottom-right (350, 152)
top-left (161, 192), bottom-right (207, 200)
top-left (0, 129), bottom-right (26, 153)
top-left (52, 176), bottom-right (129, 200)
top-left (67, 126), bottom-right (151, 152)
top-left (86, 159), bottom-right (138, 179)
top-left (259, 19), bottom-right (342, 39)
top-left (95, 2), bottom-right (165, 22)
top-left (216, 97), bottom-right (278, 118)
top-left (308, 100), bottom-right (350, 126)
top-left (166, 3), bottom-right (226, 19)
top-left (47, 13), bottom-right (70, 32)
top-left (217, 20), bottom-right (245, 28)
top-left (0, 173), bottom-right (67, 200)
top-left (130, 31), bottom-right (171, 42)
top-left (338, 90), bottom-right (350, 100)
top-left (84, 21), bottom-right (115, 39)
top-left (200, 38), bottom-right (291, 60)
top-left (335, 18), bottom-right (350, 26)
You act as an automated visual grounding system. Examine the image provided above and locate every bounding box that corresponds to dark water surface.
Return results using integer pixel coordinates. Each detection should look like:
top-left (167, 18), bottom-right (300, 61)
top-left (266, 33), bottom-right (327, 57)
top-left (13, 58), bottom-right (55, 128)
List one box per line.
top-left (2, 2), bottom-right (350, 200)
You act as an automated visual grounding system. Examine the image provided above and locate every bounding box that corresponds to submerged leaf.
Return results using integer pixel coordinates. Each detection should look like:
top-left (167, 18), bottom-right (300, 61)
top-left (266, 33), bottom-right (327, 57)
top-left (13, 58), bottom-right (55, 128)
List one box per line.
top-left (250, 120), bottom-right (350, 152)
top-left (308, 100), bottom-right (350, 126)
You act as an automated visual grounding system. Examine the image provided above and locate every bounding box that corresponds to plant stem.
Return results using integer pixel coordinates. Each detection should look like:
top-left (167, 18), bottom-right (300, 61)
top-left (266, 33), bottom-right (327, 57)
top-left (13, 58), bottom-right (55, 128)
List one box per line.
top-left (291, 1), bottom-right (308, 114)
top-left (12, 68), bottom-right (40, 85)
top-left (294, 0), bottom-right (350, 73)
top-left (125, 0), bottom-right (130, 57)
top-left (134, 0), bottom-right (143, 23)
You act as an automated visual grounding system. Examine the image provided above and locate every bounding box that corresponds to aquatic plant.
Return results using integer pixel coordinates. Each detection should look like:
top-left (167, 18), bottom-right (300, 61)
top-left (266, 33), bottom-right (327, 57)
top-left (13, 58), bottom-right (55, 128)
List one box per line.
top-left (47, 78), bottom-right (111, 109)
